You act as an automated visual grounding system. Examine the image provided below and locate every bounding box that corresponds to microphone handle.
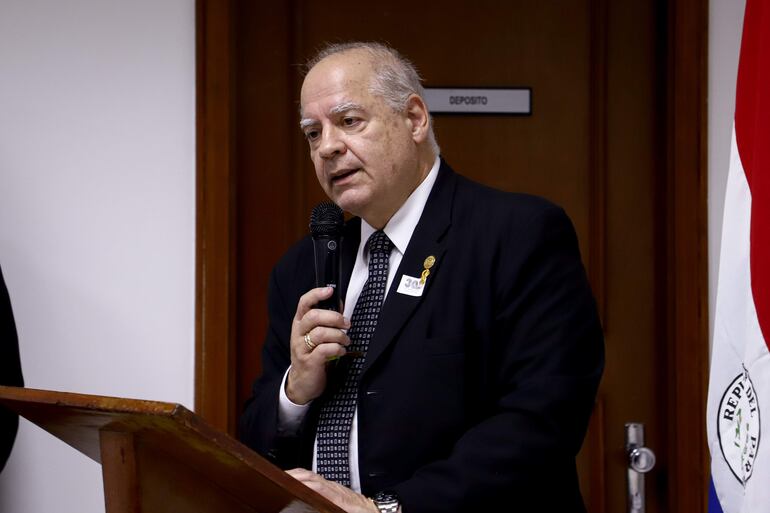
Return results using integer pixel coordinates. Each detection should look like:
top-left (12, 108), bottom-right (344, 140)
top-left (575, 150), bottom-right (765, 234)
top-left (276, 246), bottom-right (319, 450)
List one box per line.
top-left (312, 235), bottom-right (341, 311)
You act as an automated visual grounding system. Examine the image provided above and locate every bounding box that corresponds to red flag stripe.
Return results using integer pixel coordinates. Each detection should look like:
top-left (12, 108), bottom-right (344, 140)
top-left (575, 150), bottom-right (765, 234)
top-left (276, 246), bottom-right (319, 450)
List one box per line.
top-left (735, 0), bottom-right (770, 352)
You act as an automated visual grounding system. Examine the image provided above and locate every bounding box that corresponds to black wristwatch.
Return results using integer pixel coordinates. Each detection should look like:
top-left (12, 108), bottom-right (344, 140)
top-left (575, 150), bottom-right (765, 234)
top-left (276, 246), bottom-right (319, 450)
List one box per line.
top-left (371, 490), bottom-right (400, 513)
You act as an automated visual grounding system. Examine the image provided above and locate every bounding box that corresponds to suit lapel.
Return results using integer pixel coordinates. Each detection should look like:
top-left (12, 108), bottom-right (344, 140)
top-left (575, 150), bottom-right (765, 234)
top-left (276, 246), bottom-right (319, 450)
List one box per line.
top-left (362, 161), bottom-right (457, 376)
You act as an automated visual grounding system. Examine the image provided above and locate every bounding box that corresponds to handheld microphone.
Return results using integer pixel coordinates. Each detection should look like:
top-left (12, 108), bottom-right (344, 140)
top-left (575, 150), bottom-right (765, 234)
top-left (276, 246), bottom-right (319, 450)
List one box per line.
top-left (310, 202), bottom-right (344, 311)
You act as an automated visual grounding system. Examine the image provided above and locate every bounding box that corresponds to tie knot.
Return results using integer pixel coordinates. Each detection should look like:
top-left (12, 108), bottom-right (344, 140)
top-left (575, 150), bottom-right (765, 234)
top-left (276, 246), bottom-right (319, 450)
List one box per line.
top-left (367, 230), bottom-right (392, 255)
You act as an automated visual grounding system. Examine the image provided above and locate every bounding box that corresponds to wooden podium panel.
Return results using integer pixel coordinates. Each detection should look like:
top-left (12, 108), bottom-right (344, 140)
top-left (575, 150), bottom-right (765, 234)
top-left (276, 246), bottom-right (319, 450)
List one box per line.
top-left (0, 386), bottom-right (343, 513)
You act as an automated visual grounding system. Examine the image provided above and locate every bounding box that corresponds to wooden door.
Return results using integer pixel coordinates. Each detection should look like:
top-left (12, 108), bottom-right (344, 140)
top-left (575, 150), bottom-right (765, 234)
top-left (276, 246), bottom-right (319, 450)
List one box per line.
top-left (195, 1), bottom-right (709, 511)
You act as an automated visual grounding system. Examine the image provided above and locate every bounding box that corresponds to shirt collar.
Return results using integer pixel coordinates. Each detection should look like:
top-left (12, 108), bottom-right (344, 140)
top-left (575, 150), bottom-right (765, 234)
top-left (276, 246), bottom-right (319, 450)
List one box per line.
top-left (360, 155), bottom-right (441, 256)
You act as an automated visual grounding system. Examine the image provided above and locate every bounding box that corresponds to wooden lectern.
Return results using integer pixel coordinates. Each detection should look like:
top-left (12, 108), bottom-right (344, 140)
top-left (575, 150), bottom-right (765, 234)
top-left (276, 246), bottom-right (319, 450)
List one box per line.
top-left (0, 386), bottom-right (345, 513)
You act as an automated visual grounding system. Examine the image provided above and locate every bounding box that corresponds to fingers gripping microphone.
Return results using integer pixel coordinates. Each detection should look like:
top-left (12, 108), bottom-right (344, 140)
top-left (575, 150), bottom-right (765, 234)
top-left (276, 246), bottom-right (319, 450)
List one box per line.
top-left (310, 202), bottom-right (344, 311)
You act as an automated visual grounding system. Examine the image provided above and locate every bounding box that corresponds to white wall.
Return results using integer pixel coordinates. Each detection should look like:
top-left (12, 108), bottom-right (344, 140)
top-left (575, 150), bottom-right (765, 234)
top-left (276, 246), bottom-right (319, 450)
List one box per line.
top-left (708, 0), bottom-right (746, 343)
top-left (0, 1), bottom-right (196, 512)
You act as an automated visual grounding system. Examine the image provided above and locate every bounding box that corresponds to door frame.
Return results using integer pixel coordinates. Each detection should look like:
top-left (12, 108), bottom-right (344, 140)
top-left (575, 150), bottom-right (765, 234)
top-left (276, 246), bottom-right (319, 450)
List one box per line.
top-left (193, 1), bottom-right (709, 510)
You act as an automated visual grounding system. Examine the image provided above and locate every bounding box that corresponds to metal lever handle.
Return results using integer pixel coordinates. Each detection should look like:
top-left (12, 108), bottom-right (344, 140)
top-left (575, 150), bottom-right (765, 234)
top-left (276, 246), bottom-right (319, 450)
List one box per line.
top-left (626, 423), bottom-right (655, 513)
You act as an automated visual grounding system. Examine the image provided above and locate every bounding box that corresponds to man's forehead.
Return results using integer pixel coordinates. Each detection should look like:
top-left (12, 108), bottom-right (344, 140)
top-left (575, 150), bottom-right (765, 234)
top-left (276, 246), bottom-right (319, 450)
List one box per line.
top-left (299, 63), bottom-right (377, 121)
top-left (301, 52), bottom-right (374, 97)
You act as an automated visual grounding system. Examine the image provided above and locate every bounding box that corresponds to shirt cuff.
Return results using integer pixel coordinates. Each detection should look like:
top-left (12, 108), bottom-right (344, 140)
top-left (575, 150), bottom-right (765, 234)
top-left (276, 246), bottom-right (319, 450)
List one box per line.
top-left (277, 367), bottom-right (311, 435)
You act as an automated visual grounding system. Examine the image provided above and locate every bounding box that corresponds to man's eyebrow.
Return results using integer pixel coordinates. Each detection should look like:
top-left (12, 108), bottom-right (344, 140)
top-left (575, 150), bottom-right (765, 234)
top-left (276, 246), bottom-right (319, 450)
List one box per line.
top-left (299, 102), bottom-right (365, 130)
top-left (329, 101), bottom-right (364, 115)
top-left (299, 118), bottom-right (317, 130)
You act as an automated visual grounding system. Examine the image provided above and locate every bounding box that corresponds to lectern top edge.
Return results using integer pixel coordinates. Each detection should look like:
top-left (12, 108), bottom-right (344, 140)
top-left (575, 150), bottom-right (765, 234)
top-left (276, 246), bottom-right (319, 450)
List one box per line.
top-left (0, 385), bottom-right (182, 416)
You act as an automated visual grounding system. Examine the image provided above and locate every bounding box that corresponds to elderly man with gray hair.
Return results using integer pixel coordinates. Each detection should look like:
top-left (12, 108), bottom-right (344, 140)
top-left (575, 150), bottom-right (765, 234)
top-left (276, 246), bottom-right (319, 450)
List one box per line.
top-left (240, 41), bottom-right (603, 513)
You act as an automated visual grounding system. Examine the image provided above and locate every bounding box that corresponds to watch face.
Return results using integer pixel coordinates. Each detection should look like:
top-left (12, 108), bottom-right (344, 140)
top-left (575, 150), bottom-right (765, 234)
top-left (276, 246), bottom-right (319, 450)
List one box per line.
top-left (373, 490), bottom-right (400, 506)
top-left (374, 492), bottom-right (398, 503)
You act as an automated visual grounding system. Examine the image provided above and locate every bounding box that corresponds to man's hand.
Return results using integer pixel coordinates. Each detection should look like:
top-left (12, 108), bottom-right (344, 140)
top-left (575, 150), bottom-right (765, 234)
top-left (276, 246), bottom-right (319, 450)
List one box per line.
top-left (287, 469), bottom-right (378, 513)
top-left (285, 287), bottom-right (351, 405)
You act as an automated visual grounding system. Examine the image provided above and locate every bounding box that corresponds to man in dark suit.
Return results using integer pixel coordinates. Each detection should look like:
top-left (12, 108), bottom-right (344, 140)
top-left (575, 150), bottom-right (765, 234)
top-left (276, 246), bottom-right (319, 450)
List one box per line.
top-left (240, 42), bottom-right (603, 513)
top-left (1, 264), bottom-right (24, 473)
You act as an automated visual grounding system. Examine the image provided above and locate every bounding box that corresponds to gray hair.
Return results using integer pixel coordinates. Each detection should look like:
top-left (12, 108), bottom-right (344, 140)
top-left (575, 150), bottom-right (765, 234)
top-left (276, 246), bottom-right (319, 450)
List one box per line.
top-left (306, 42), bottom-right (440, 155)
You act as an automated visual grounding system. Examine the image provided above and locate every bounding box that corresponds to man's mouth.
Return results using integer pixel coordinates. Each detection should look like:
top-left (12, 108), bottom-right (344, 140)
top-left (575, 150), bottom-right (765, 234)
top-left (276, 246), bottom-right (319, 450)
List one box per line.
top-left (331, 168), bottom-right (360, 185)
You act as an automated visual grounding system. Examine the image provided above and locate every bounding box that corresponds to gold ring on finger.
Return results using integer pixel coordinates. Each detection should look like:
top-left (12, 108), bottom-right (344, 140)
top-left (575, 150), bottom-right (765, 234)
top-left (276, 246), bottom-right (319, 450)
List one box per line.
top-left (304, 333), bottom-right (317, 351)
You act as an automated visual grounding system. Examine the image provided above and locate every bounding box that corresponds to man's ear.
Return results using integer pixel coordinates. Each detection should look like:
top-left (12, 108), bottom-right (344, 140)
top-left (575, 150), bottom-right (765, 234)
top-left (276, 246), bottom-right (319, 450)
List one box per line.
top-left (404, 94), bottom-right (431, 144)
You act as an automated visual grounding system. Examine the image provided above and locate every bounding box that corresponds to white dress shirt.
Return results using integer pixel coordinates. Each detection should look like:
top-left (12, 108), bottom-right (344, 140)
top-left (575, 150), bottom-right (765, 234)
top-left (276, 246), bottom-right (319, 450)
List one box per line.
top-left (277, 156), bottom-right (441, 492)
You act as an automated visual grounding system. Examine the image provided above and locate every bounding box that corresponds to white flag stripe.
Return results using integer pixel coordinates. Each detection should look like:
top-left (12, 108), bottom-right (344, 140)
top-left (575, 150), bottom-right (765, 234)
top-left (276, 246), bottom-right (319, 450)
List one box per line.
top-left (707, 127), bottom-right (770, 513)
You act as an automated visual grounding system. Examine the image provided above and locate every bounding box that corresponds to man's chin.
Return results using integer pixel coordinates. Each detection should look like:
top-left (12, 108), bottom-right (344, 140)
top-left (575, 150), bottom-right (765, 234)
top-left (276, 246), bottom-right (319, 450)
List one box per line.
top-left (330, 191), bottom-right (368, 218)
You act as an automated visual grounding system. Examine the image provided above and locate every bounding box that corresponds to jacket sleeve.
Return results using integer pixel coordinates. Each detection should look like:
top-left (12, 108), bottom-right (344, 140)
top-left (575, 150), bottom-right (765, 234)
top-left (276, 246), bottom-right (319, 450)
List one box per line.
top-left (393, 206), bottom-right (604, 512)
top-left (0, 265), bottom-right (24, 473)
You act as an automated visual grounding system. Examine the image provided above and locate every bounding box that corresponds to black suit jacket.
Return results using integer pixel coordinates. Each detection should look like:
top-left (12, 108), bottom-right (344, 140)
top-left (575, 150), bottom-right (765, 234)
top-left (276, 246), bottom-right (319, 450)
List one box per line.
top-left (240, 160), bottom-right (604, 512)
top-left (0, 264), bottom-right (24, 473)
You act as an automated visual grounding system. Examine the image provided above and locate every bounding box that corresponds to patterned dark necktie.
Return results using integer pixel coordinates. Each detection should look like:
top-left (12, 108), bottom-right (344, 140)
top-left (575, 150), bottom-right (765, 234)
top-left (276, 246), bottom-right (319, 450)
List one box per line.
top-left (316, 230), bottom-right (393, 486)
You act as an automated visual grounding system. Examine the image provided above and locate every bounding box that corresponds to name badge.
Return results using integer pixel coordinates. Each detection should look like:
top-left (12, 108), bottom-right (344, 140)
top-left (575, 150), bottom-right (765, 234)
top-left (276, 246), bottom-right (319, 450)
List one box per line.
top-left (397, 274), bottom-right (425, 297)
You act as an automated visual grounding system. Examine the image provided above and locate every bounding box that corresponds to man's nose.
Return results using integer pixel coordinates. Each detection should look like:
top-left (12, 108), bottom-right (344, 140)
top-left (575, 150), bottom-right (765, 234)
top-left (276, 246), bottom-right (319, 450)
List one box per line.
top-left (318, 127), bottom-right (345, 159)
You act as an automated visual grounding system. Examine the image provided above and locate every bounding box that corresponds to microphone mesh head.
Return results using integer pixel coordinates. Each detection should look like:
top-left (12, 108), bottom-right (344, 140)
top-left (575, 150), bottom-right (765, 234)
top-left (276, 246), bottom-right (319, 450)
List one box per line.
top-left (310, 202), bottom-right (344, 236)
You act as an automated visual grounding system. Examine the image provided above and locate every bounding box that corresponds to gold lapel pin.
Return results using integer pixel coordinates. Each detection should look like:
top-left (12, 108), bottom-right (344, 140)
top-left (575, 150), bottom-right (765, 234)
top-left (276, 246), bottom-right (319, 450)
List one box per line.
top-left (421, 255), bottom-right (436, 285)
